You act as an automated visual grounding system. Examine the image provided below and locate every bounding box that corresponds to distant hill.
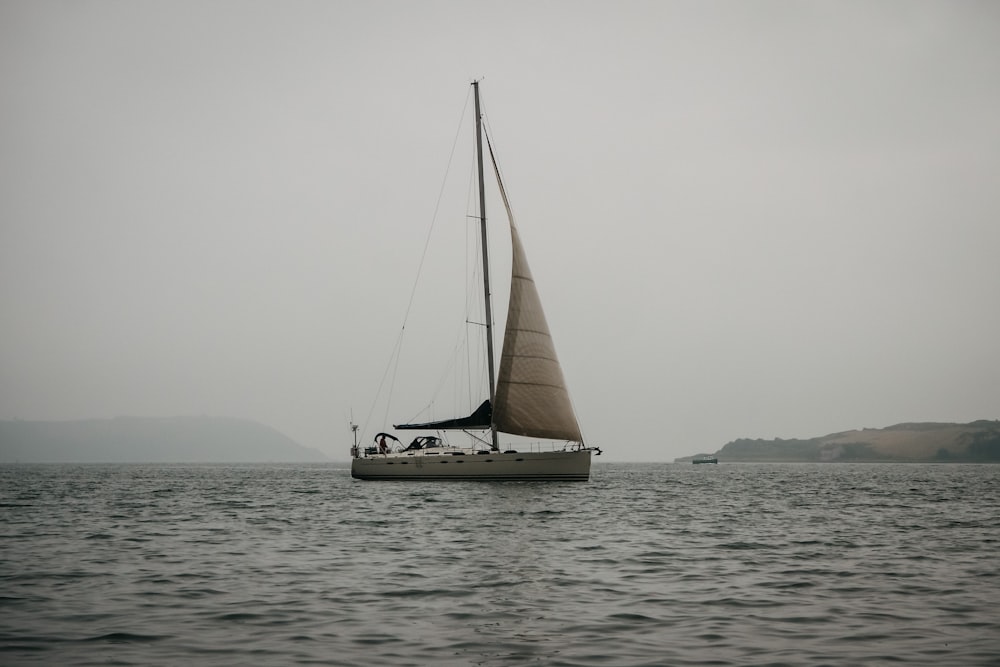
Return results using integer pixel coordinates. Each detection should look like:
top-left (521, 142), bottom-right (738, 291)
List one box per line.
top-left (677, 420), bottom-right (1000, 463)
top-left (0, 416), bottom-right (329, 463)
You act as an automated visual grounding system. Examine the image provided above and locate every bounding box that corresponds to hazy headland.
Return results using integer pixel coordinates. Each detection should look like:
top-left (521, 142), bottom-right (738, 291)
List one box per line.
top-left (678, 420), bottom-right (1000, 463)
top-left (0, 416), bottom-right (328, 463)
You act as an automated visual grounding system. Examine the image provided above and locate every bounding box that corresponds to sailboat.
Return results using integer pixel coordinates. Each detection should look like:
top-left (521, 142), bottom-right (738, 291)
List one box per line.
top-left (350, 81), bottom-right (601, 481)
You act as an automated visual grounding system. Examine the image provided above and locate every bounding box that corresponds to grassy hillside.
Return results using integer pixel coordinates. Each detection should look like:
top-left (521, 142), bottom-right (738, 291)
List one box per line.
top-left (702, 420), bottom-right (1000, 462)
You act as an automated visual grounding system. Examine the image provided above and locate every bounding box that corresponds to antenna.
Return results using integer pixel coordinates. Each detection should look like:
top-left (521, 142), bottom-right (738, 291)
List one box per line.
top-left (349, 409), bottom-right (359, 448)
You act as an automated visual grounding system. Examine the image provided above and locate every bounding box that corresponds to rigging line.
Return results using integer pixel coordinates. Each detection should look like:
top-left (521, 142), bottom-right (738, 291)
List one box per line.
top-left (464, 140), bottom-right (490, 413)
top-left (404, 323), bottom-right (469, 425)
top-left (484, 125), bottom-right (516, 225)
top-left (399, 145), bottom-right (486, 427)
top-left (383, 330), bottom-right (405, 430)
top-left (481, 113), bottom-right (514, 217)
top-left (462, 146), bottom-right (476, 413)
top-left (363, 88), bottom-right (473, 441)
top-left (399, 87), bottom-right (473, 328)
top-left (361, 326), bottom-right (405, 443)
top-left (474, 111), bottom-right (501, 391)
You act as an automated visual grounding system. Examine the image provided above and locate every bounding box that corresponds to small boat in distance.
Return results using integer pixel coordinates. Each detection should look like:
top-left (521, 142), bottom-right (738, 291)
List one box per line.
top-left (692, 456), bottom-right (719, 464)
top-left (350, 81), bottom-right (601, 481)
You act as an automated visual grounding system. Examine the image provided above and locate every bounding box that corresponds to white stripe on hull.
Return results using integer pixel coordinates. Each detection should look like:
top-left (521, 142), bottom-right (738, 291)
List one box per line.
top-left (351, 449), bottom-right (591, 481)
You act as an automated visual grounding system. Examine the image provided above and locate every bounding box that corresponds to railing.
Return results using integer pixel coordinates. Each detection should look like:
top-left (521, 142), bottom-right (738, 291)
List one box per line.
top-left (354, 439), bottom-right (586, 458)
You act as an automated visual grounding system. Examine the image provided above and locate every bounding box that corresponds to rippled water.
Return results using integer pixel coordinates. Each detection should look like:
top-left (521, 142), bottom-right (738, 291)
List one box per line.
top-left (1, 462), bottom-right (998, 665)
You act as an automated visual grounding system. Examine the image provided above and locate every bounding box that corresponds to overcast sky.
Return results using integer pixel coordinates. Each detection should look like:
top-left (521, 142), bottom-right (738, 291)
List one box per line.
top-left (2, 1), bottom-right (998, 461)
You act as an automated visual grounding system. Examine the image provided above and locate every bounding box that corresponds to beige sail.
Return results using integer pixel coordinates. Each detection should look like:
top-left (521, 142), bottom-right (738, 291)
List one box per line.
top-left (489, 155), bottom-right (583, 442)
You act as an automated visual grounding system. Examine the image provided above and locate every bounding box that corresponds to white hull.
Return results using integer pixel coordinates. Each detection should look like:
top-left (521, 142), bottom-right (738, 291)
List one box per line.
top-left (351, 448), bottom-right (592, 481)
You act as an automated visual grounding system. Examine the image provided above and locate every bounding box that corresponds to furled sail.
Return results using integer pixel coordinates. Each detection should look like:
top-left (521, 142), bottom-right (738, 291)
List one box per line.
top-left (394, 400), bottom-right (492, 431)
top-left (488, 143), bottom-right (584, 442)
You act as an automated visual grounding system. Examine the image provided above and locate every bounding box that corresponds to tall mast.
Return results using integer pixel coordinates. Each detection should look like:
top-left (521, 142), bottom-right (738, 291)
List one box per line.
top-left (473, 80), bottom-right (500, 451)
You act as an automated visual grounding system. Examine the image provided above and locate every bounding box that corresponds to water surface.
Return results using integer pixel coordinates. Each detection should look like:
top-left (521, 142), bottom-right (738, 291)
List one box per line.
top-left (1, 462), bottom-right (998, 665)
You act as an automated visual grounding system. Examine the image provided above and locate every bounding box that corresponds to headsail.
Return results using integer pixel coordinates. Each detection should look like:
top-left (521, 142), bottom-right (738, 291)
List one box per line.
top-left (488, 141), bottom-right (584, 443)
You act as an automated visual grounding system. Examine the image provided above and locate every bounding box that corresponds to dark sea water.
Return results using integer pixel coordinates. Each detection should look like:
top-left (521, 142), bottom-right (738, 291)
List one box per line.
top-left (1, 462), bottom-right (998, 666)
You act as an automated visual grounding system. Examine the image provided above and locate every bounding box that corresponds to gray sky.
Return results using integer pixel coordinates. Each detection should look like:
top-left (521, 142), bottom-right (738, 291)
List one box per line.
top-left (2, 1), bottom-right (998, 461)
